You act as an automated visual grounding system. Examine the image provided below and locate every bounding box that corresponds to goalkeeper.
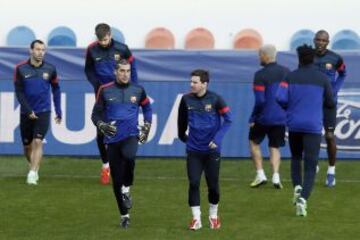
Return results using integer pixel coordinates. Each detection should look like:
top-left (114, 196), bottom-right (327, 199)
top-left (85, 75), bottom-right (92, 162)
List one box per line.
top-left (91, 59), bottom-right (152, 228)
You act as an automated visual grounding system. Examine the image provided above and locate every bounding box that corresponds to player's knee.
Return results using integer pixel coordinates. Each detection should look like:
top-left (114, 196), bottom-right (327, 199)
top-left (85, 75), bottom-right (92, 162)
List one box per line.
top-left (189, 181), bottom-right (200, 189)
top-left (325, 132), bottom-right (335, 141)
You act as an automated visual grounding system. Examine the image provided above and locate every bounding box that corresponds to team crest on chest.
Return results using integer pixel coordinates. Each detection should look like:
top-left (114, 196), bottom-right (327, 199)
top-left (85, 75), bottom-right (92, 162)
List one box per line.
top-left (114, 53), bottom-right (121, 61)
top-left (43, 72), bottom-right (50, 80)
top-left (325, 63), bottom-right (333, 70)
top-left (205, 104), bottom-right (212, 112)
top-left (130, 96), bottom-right (137, 103)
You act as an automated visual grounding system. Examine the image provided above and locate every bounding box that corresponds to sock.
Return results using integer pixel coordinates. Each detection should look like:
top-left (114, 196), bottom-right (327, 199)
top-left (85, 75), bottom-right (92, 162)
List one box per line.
top-left (327, 166), bottom-right (335, 175)
top-left (121, 185), bottom-right (130, 194)
top-left (256, 169), bottom-right (267, 180)
top-left (102, 162), bottom-right (109, 169)
top-left (272, 172), bottom-right (280, 184)
top-left (121, 214), bottom-right (130, 219)
top-left (209, 203), bottom-right (218, 219)
top-left (29, 170), bottom-right (37, 176)
top-left (191, 206), bottom-right (201, 220)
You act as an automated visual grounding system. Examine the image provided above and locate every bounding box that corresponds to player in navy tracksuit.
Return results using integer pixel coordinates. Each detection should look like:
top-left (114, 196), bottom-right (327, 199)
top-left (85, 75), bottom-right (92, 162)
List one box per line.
top-left (313, 30), bottom-right (347, 187)
top-left (276, 45), bottom-right (334, 217)
top-left (14, 39), bottom-right (62, 185)
top-left (91, 59), bottom-right (151, 228)
top-left (85, 23), bottom-right (138, 185)
top-left (249, 44), bottom-right (290, 189)
top-left (178, 69), bottom-right (232, 230)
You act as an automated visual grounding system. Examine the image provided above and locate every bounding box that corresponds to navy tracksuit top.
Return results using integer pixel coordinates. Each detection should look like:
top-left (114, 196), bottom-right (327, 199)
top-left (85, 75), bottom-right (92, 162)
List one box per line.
top-left (14, 59), bottom-right (62, 118)
top-left (276, 64), bottom-right (334, 134)
top-left (85, 39), bottom-right (138, 92)
top-left (314, 50), bottom-right (346, 102)
top-left (249, 62), bottom-right (290, 125)
top-left (177, 90), bottom-right (232, 153)
top-left (92, 81), bottom-right (152, 144)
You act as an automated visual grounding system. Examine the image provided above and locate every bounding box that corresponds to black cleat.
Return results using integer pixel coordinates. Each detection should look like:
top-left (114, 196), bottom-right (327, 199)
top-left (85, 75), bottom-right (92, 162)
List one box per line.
top-left (120, 217), bottom-right (130, 229)
top-left (122, 192), bottom-right (132, 209)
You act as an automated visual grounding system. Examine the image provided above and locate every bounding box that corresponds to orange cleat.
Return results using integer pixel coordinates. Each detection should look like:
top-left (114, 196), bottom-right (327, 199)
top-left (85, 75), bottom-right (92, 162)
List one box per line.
top-left (100, 167), bottom-right (110, 185)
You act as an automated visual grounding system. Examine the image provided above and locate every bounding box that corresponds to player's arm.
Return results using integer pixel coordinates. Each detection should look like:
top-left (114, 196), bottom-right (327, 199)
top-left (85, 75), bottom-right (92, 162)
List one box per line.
top-left (211, 96), bottom-right (232, 148)
top-left (177, 96), bottom-right (188, 142)
top-left (14, 66), bottom-right (32, 116)
top-left (249, 73), bottom-right (266, 123)
top-left (84, 46), bottom-right (100, 91)
top-left (323, 78), bottom-right (335, 109)
top-left (333, 57), bottom-right (346, 94)
top-left (138, 89), bottom-right (152, 143)
top-left (50, 69), bottom-right (62, 122)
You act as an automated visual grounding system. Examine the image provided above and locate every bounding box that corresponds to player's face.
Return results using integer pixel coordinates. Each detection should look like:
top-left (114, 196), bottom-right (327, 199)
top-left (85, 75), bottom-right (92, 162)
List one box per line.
top-left (190, 76), bottom-right (206, 95)
top-left (98, 33), bottom-right (112, 47)
top-left (116, 64), bottom-right (131, 84)
top-left (30, 42), bottom-right (46, 63)
top-left (314, 32), bottom-right (329, 54)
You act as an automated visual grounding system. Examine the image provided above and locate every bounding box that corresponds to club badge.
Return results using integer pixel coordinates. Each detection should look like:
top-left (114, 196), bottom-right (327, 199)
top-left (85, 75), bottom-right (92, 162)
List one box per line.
top-left (43, 72), bottom-right (50, 80)
top-left (130, 96), bottom-right (137, 103)
top-left (114, 53), bottom-right (121, 61)
top-left (205, 104), bottom-right (212, 112)
top-left (325, 63), bottom-right (333, 70)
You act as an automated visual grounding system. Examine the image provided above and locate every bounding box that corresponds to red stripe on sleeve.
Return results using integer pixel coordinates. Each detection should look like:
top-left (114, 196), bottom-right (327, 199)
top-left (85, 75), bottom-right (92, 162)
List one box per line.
top-left (337, 63), bottom-right (346, 72)
top-left (280, 81), bottom-right (288, 88)
top-left (219, 106), bottom-right (230, 114)
top-left (140, 97), bottom-right (150, 106)
top-left (128, 55), bottom-right (134, 63)
top-left (96, 82), bottom-right (114, 102)
top-left (253, 85), bottom-right (265, 91)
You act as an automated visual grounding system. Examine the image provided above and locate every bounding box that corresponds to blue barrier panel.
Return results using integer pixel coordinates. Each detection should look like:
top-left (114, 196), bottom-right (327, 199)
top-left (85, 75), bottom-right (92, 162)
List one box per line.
top-left (0, 48), bottom-right (359, 158)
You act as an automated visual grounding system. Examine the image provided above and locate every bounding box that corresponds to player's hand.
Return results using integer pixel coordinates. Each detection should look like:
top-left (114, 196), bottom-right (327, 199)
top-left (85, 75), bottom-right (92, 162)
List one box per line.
top-left (209, 141), bottom-right (217, 149)
top-left (28, 111), bottom-right (38, 120)
top-left (138, 122), bottom-right (151, 144)
top-left (97, 121), bottom-right (117, 137)
top-left (55, 116), bottom-right (62, 124)
top-left (249, 122), bottom-right (255, 128)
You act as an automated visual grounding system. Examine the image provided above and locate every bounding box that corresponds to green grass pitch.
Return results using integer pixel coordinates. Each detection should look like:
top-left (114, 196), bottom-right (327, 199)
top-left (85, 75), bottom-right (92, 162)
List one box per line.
top-left (1, 156), bottom-right (360, 240)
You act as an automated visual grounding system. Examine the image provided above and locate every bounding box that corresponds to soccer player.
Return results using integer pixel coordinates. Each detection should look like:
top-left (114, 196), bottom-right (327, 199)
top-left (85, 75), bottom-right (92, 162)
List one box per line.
top-left (14, 39), bottom-right (62, 185)
top-left (276, 45), bottom-right (334, 216)
top-left (85, 23), bottom-right (138, 185)
top-left (91, 59), bottom-right (151, 228)
top-left (313, 30), bottom-right (347, 187)
top-left (249, 44), bottom-right (290, 189)
top-left (178, 69), bottom-right (232, 230)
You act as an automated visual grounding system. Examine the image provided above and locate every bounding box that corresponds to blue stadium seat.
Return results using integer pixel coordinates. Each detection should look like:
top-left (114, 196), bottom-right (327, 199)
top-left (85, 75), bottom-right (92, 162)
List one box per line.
top-left (111, 27), bottom-right (125, 43)
top-left (289, 29), bottom-right (315, 51)
top-left (48, 26), bottom-right (77, 47)
top-left (331, 30), bottom-right (360, 50)
top-left (6, 26), bottom-right (36, 46)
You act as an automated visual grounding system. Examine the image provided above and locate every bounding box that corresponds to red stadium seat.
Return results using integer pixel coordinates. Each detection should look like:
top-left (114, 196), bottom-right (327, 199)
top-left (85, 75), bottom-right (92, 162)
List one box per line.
top-left (185, 27), bottom-right (215, 49)
top-left (233, 29), bottom-right (263, 49)
top-left (145, 27), bottom-right (175, 49)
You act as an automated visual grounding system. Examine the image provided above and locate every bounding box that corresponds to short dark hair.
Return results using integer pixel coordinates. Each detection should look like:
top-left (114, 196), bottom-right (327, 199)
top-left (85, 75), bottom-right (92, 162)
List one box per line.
top-left (30, 39), bottom-right (45, 49)
top-left (191, 69), bottom-right (209, 83)
top-left (115, 59), bottom-right (130, 69)
top-left (297, 44), bottom-right (315, 65)
top-left (95, 23), bottom-right (111, 40)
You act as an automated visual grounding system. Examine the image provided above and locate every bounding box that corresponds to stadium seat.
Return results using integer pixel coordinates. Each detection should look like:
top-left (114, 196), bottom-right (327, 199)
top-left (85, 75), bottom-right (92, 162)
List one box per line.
top-left (289, 29), bottom-right (315, 51)
top-left (6, 26), bottom-right (36, 46)
top-left (331, 30), bottom-right (360, 50)
top-left (185, 27), bottom-right (215, 49)
top-left (233, 29), bottom-right (263, 49)
top-left (111, 27), bottom-right (125, 43)
top-left (145, 27), bottom-right (175, 49)
top-left (48, 26), bottom-right (77, 47)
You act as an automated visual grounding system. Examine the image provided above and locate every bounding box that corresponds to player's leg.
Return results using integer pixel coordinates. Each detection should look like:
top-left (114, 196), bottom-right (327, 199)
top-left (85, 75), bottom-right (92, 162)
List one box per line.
top-left (288, 132), bottom-right (304, 191)
top-left (323, 106), bottom-right (337, 187)
top-left (20, 114), bottom-right (36, 184)
top-left (268, 125), bottom-right (286, 189)
top-left (249, 123), bottom-right (267, 187)
top-left (97, 130), bottom-right (110, 185)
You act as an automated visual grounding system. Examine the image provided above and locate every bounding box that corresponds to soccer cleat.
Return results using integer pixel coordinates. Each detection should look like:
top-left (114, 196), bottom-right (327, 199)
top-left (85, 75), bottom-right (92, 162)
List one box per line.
top-left (273, 182), bottom-right (283, 189)
top-left (121, 192), bottom-right (132, 209)
top-left (209, 217), bottom-right (221, 229)
top-left (296, 197), bottom-right (307, 217)
top-left (250, 176), bottom-right (267, 188)
top-left (189, 219), bottom-right (202, 230)
top-left (293, 185), bottom-right (302, 205)
top-left (100, 167), bottom-right (110, 185)
top-left (26, 171), bottom-right (38, 185)
top-left (325, 174), bottom-right (336, 187)
top-left (120, 216), bottom-right (130, 229)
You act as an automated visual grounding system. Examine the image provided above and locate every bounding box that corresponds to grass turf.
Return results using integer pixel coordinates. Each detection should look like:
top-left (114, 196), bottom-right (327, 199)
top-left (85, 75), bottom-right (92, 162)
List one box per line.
top-left (0, 156), bottom-right (359, 240)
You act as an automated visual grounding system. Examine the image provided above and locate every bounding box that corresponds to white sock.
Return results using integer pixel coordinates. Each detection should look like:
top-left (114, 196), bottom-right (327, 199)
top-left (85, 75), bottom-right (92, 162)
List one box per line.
top-left (272, 173), bottom-right (280, 184)
top-left (121, 186), bottom-right (130, 194)
top-left (28, 170), bottom-right (36, 176)
top-left (256, 169), bottom-right (267, 180)
top-left (209, 203), bottom-right (218, 219)
top-left (191, 206), bottom-right (201, 220)
top-left (102, 163), bottom-right (109, 169)
top-left (121, 214), bottom-right (130, 219)
top-left (327, 166), bottom-right (335, 175)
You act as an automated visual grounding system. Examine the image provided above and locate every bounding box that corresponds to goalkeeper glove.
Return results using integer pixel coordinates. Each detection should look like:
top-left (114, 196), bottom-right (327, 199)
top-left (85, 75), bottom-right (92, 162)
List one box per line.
top-left (138, 122), bottom-right (151, 143)
top-left (97, 121), bottom-right (117, 137)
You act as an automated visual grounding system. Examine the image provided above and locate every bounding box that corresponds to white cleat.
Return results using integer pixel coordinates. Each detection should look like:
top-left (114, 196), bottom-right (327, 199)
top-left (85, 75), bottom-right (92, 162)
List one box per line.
top-left (26, 171), bottom-right (38, 185)
top-left (293, 185), bottom-right (302, 205)
top-left (296, 197), bottom-right (307, 217)
top-left (189, 219), bottom-right (202, 230)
